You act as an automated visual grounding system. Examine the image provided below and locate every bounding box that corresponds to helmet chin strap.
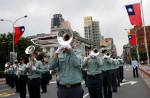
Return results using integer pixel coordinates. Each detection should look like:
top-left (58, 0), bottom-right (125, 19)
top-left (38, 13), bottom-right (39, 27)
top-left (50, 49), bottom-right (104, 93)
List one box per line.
top-left (103, 54), bottom-right (110, 58)
top-left (90, 51), bottom-right (99, 57)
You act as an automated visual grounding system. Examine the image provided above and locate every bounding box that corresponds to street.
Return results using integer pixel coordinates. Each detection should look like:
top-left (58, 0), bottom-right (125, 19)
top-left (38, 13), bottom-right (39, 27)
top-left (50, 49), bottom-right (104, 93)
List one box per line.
top-left (0, 65), bottom-right (150, 98)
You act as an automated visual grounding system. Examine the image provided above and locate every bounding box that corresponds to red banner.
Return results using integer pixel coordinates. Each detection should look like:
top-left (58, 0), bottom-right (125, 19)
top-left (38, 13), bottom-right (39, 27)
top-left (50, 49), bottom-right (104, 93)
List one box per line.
top-left (125, 3), bottom-right (142, 26)
top-left (14, 26), bottom-right (25, 45)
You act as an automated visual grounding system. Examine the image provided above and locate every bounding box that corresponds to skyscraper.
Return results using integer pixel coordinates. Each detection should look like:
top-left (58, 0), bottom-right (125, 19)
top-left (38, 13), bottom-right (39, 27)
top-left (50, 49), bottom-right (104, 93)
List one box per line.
top-left (51, 14), bottom-right (64, 31)
top-left (51, 14), bottom-right (72, 33)
top-left (84, 16), bottom-right (101, 48)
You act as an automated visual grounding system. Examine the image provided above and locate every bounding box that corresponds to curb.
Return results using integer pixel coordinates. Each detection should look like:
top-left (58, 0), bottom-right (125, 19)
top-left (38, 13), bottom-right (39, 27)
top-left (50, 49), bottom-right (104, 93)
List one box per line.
top-left (139, 67), bottom-right (150, 78)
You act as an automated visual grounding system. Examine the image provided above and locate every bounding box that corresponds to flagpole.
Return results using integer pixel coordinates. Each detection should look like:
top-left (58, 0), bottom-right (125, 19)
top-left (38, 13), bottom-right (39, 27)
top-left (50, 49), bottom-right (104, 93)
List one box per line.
top-left (140, 1), bottom-right (150, 69)
top-left (135, 29), bottom-right (140, 62)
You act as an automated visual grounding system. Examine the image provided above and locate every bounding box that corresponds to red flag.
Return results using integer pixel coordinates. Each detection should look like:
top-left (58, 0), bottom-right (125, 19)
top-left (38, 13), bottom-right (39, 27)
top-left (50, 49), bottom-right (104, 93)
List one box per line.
top-left (14, 26), bottom-right (25, 45)
top-left (125, 3), bottom-right (142, 26)
top-left (128, 33), bottom-right (136, 46)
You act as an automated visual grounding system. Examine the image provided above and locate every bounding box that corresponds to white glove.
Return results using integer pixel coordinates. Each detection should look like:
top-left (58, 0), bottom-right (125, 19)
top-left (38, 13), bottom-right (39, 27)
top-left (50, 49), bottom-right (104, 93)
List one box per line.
top-left (18, 68), bottom-right (23, 71)
top-left (55, 46), bottom-right (63, 53)
top-left (62, 44), bottom-right (72, 49)
top-left (32, 66), bottom-right (36, 70)
top-left (49, 70), bottom-right (52, 74)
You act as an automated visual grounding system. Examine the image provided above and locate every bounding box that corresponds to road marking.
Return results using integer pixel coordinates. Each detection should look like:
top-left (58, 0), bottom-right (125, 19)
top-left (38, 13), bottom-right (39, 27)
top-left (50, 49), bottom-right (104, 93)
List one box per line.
top-left (0, 88), bottom-right (10, 92)
top-left (120, 81), bottom-right (138, 86)
top-left (0, 92), bottom-right (15, 97)
top-left (50, 81), bottom-right (56, 84)
top-left (83, 93), bottom-right (89, 98)
top-left (122, 79), bottom-right (127, 82)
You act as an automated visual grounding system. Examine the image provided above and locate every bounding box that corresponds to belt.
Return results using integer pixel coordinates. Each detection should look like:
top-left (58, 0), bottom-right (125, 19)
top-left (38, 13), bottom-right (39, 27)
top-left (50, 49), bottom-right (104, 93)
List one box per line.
top-left (58, 83), bottom-right (81, 88)
top-left (87, 74), bottom-right (101, 77)
top-left (29, 77), bottom-right (40, 81)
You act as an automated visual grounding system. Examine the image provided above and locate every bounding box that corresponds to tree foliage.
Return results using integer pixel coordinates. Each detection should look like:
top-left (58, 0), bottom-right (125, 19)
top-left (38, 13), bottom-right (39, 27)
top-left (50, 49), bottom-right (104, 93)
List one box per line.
top-left (0, 33), bottom-right (33, 71)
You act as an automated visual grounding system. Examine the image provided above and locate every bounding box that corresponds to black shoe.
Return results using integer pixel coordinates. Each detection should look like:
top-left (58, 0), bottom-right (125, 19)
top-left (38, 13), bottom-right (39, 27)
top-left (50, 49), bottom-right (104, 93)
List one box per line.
top-left (113, 89), bottom-right (118, 92)
top-left (41, 91), bottom-right (47, 93)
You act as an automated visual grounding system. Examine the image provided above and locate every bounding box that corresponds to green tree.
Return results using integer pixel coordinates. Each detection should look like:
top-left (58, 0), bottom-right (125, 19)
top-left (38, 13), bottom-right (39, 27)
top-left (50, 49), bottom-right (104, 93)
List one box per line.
top-left (0, 33), bottom-right (33, 71)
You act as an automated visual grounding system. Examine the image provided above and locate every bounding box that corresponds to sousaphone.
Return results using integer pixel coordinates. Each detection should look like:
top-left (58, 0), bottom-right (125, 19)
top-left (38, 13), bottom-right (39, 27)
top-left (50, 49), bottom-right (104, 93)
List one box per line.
top-left (57, 29), bottom-right (73, 46)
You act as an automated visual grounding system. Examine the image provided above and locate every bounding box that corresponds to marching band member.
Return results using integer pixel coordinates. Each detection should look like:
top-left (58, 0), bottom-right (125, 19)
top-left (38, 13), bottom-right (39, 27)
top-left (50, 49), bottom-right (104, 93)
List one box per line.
top-left (13, 60), bottom-right (19, 93)
top-left (82, 48), bottom-right (103, 98)
top-left (4, 62), bottom-right (10, 85)
top-left (111, 57), bottom-right (118, 92)
top-left (115, 58), bottom-right (121, 86)
top-left (102, 50), bottom-right (113, 98)
top-left (118, 58), bottom-right (124, 82)
top-left (49, 33), bottom-right (83, 98)
top-left (27, 52), bottom-right (47, 98)
top-left (41, 57), bottom-right (50, 93)
top-left (7, 63), bottom-right (15, 88)
top-left (18, 57), bottom-right (28, 98)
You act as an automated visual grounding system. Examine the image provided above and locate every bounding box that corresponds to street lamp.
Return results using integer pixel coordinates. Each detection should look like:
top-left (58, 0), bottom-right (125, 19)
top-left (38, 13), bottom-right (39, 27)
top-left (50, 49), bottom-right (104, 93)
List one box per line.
top-left (0, 15), bottom-right (28, 64)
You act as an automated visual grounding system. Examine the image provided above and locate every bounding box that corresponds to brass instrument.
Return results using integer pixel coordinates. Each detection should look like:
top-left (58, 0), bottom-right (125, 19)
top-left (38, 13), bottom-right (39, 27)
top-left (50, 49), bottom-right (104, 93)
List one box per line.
top-left (57, 29), bottom-right (73, 46)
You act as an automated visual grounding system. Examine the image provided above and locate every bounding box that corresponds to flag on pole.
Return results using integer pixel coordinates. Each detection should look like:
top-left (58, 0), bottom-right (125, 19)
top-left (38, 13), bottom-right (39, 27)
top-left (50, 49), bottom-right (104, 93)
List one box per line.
top-left (14, 26), bottom-right (25, 45)
top-left (125, 3), bottom-right (142, 26)
top-left (128, 33), bottom-right (136, 46)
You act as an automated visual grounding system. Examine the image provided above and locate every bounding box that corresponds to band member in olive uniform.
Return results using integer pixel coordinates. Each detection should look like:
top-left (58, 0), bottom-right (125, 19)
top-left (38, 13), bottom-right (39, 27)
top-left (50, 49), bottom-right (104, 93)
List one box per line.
top-left (13, 60), bottom-right (19, 93)
top-left (27, 53), bottom-right (47, 98)
top-left (82, 48), bottom-right (103, 98)
top-left (102, 50), bottom-right (113, 98)
top-left (4, 62), bottom-right (10, 85)
top-left (41, 57), bottom-right (50, 93)
top-left (111, 57), bottom-right (118, 92)
top-left (49, 42), bottom-right (83, 98)
top-left (18, 57), bottom-right (28, 98)
top-left (118, 58), bottom-right (124, 82)
top-left (7, 63), bottom-right (15, 88)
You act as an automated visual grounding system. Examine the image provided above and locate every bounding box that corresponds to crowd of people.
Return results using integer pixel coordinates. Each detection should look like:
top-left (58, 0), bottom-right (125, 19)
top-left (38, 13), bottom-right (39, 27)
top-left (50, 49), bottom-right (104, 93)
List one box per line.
top-left (4, 46), bottom-right (125, 98)
top-left (3, 32), bottom-right (127, 98)
top-left (4, 52), bottom-right (52, 98)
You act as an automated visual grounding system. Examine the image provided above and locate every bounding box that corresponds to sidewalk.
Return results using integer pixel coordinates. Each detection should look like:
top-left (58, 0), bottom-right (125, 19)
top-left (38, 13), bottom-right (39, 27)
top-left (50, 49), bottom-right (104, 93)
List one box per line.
top-left (139, 65), bottom-right (150, 78)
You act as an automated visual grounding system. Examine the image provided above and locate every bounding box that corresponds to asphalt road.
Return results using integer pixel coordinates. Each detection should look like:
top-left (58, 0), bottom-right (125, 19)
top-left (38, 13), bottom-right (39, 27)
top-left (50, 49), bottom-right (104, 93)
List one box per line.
top-left (0, 65), bottom-right (150, 98)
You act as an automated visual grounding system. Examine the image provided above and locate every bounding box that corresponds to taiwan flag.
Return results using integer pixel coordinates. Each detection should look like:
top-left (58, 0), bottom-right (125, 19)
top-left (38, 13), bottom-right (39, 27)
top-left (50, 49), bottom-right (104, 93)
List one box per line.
top-left (125, 3), bottom-right (142, 26)
top-left (14, 26), bottom-right (25, 45)
top-left (128, 34), bottom-right (136, 46)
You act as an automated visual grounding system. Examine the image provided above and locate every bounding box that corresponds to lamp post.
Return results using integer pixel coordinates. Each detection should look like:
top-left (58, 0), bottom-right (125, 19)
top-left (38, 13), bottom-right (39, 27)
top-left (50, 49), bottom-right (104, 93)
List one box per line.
top-left (0, 15), bottom-right (27, 64)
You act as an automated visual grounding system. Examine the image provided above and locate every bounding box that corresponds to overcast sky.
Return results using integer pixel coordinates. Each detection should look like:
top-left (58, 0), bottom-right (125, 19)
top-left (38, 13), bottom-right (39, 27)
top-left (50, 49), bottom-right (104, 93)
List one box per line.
top-left (0, 0), bottom-right (150, 55)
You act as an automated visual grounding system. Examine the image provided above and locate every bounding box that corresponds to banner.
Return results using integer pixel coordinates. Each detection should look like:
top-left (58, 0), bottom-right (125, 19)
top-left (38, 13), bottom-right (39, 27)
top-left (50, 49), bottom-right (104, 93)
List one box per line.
top-left (125, 3), bottom-right (142, 26)
top-left (14, 26), bottom-right (25, 45)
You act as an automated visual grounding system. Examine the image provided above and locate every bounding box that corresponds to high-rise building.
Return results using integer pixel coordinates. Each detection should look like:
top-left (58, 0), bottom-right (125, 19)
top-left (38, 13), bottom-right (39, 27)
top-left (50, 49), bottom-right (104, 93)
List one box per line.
top-left (92, 21), bottom-right (100, 43)
top-left (84, 16), bottom-right (101, 47)
top-left (51, 14), bottom-right (64, 31)
top-left (100, 38), bottom-right (117, 56)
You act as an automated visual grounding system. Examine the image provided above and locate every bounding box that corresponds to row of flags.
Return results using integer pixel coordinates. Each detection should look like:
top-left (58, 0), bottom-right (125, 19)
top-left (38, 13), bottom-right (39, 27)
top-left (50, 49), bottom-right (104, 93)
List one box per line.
top-left (125, 3), bottom-right (142, 47)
